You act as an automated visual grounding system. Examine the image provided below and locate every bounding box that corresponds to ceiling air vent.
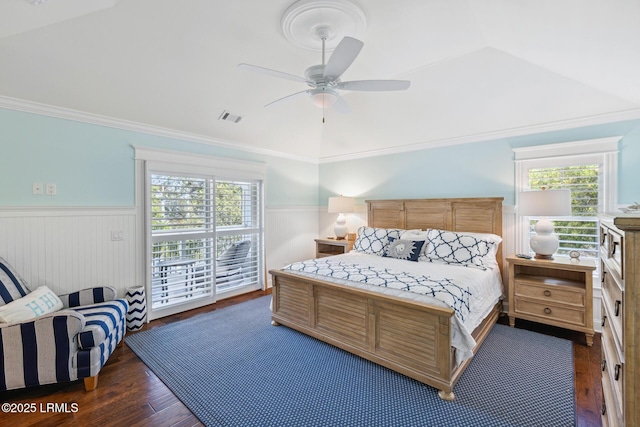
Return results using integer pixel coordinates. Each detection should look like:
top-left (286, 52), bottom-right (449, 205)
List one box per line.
top-left (218, 110), bottom-right (243, 123)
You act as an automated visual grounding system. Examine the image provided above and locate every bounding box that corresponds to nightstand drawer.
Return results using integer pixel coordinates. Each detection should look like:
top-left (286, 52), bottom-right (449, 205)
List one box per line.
top-left (315, 239), bottom-right (354, 258)
top-left (514, 299), bottom-right (585, 326)
top-left (514, 282), bottom-right (585, 307)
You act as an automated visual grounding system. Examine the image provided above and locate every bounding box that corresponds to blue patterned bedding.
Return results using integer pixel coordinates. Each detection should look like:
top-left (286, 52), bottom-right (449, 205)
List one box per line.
top-left (283, 258), bottom-right (472, 321)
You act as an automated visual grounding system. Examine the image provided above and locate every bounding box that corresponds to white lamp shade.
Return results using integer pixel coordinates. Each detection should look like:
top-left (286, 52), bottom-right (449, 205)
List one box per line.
top-left (518, 189), bottom-right (571, 217)
top-left (328, 196), bottom-right (355, 214)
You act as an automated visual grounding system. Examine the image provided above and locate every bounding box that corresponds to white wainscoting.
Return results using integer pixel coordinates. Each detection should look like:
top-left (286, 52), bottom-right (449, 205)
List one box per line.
top-left (265, 206), bottom-right (320, 287)
top-left (0, 207), bottom-right (139, 298)
top-left (0, 204), bottom-right (602, 331)
top-left (0, 206), bottom-right (321, 296)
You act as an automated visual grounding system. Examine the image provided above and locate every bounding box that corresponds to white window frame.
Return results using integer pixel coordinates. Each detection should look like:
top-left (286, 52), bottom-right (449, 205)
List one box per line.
top-left (135, 146), bottom-right (266, 320)
top-left (513, 137), bottom-right (620, 256)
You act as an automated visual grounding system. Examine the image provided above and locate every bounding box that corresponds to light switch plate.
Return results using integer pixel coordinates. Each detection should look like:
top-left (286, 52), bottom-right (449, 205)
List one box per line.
top-left (32, 182), bottom-right (43, 195)
top-left (46, 183), bottom-right (57, 195)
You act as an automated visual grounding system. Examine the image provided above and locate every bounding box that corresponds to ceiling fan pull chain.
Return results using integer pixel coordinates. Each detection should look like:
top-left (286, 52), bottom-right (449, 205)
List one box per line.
top-left (322, 97), bottom-right (326, 123)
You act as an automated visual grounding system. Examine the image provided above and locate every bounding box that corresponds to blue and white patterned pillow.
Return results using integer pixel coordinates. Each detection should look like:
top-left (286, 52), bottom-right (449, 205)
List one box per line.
top-left (384, 237), bottom-right (425, 262)
top-left (352, 227), bottom-right (401, 256)
top-left (424, 229), bottom-right (499, 270)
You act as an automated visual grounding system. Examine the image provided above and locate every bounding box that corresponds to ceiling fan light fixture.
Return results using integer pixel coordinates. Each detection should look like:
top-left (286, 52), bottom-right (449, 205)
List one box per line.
top-left (309, 89), bottom-right (338, 108)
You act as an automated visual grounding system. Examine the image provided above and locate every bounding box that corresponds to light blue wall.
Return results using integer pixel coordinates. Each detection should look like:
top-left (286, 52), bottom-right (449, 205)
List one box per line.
top-left (0, 108), bottom-right (319, 207)
top-left (320, 119), bottom-right (640, 206)
top-left (3, 108), bottom-right (638, 209)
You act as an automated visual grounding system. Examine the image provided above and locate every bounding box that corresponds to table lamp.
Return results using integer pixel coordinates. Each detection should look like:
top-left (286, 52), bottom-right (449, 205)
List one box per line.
top-left (327, 196), bottom-right (355, 239)
top-left (518, 188), bottom-right (571, 259)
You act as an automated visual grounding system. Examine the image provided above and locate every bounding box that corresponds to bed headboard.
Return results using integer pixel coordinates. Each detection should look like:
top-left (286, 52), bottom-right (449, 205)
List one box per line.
top-left (365, 197), bottom-right (504, 272)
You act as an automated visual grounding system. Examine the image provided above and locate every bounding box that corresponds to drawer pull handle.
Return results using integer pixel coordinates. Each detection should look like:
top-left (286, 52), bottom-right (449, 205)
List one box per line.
top-left (602, 360), bottom-right (607, 371)
top-left (601, 271), bottom-right (606, 284)
top-left (602, 315), bottom-right (607, 327)
top-left (544, 307), bottom-right (552, 315)
top-left (612, 241), bottom-right (618, 255)
top-left (602, 403), bottom-right (606, 416)
top-left (543, 290), bottom-right (551, 297)
top-left (615, 300), bottom-right (621, 317)
top-left (615, 364), bottom-right (621, 381)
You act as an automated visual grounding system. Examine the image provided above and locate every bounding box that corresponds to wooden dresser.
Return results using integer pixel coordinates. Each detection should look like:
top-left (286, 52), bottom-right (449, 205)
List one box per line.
top-left (599, 215), bottom-right (640, 426)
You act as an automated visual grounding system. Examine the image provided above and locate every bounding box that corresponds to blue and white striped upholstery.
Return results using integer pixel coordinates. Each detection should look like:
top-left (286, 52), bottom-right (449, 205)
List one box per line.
top-left (0, 257), bottom-right (128, 391)
top-left (0, 257), bottom-right (30, 305)
top-left (75, 300), bottom-right (128, 349)
top-left (59, 287), bottom-right (118, 308)
top-left (0, 310), bottom-right (85, 389)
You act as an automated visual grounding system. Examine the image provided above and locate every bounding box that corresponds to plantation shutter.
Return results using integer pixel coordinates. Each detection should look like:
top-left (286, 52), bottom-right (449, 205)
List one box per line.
top-left (150, 174), bottom-right (215, 308)
top-left (214, 179), bottom-right (262, 290)
top-left (527, 164), bottom-right (600, 259)
top-left (149, 174), bottom-right (263, 312)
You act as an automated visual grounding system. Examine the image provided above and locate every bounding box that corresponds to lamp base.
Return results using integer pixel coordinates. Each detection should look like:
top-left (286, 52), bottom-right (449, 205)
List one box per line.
top-left (334, 213), bottom-right (348, 240)
top-left (529, 218), bottom-right (559, 260)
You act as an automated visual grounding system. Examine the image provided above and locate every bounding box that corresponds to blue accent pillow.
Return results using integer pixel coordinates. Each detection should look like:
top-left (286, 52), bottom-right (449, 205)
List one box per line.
top-left (352, 227), bottom-right (402, 256)
top-left (384, 237), bottom-right (425, 262)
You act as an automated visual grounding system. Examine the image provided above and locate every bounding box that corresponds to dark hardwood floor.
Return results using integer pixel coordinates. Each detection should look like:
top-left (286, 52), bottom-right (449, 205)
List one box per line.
top-left (1, 290), bottom-right (602, 427)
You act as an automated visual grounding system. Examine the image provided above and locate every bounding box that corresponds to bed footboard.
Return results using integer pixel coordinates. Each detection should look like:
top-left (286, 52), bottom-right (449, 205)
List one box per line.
top-left (270, 270), bottom-right (463, 398)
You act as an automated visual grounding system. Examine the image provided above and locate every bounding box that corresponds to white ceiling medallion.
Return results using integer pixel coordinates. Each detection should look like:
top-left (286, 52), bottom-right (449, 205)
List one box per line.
top-left (281, 0), bottom-right (367, 51)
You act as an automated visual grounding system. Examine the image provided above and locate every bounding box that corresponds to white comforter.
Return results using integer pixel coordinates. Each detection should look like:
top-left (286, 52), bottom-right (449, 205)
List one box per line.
top-left (282, 252), bottom-right (503, 364)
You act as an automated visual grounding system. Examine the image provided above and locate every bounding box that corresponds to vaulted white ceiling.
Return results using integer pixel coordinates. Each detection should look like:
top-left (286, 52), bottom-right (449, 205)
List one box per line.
top-left (0, 0), bottom-right (638, 161)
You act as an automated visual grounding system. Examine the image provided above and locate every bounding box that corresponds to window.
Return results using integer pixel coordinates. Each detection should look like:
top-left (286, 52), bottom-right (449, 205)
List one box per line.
top-left (514, 137), bottom-right (620, 260)
top-left (136, 147), bottom-right (265, 320)
top-left (527, 164), bottom-right (600, 258)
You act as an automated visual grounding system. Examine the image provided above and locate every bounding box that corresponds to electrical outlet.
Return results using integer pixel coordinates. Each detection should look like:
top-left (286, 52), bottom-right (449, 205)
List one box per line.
top-left (46, 183), bottom-right (57, 196)
top-left (110, 230), bottom-right (124, 241)
top-left (32, 183), bottom-right (43, 195)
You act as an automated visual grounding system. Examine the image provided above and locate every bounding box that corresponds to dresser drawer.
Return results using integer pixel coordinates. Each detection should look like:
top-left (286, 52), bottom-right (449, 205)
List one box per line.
top-left (601, 365), bottom-right (623, 427)
top-left (600, 224), bottom-right (610, 256)
top-left (514, 298), bottom-right (586, 327)
top-left (609, 229), bottom-right (624, 278)
top-left (602, 318), bottom-right (624, 421)
top-left (601, 265), bottom-right (624, 348)
top-left (514, 282), bottom-right (585, 307)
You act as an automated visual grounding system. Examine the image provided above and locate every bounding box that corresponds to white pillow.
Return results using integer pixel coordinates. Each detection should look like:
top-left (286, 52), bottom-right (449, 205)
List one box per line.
top-left (400, 229), bottom-right (430, 241)
top-left (423, 229), bottom-right (500, 270)
top-left (0, 286), bottom-right (63, 323)
top-left (352, 227), bottom-right (402, 256)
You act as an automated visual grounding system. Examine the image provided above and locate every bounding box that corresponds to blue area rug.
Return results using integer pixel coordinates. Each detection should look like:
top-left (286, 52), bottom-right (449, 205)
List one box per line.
top-left (125, 296), bottom-right (575, 427)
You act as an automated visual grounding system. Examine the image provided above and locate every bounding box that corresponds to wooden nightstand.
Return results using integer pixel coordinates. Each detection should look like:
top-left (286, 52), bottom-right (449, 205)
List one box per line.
top-left (506, 254), bottom-right (596, 346)
top-left (315, 238), bottom-right (354, 258)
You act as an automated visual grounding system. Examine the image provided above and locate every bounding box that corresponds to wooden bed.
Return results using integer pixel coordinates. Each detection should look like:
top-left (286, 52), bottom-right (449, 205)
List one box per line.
top-left (269, 197), bottom-right (504, 400)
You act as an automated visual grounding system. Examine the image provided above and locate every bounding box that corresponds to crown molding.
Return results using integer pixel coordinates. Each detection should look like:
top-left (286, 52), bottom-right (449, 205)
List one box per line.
top-left (319, 108), bottom-right (640, 163)
top-left (0, 95), bottom-right (318, 164)
top-left (3, 95), bottom-right (638, 166)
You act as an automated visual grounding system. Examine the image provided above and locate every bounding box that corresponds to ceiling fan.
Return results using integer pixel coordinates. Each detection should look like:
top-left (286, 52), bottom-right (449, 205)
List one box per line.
top-left (238, 28), bottom-right (410, 114)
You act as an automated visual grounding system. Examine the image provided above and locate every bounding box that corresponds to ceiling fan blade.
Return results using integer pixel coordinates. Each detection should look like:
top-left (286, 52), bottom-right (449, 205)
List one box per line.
top-left (264, 90), bottom-right (310, 108)
top-left (323, 37), bottom-right (364, 80)
top-left (336, 80), bottom-right (411, 91)
top-left (238, 63), bottom-right (307, 84)
top-left (332, 95), bottom-right (351, 114)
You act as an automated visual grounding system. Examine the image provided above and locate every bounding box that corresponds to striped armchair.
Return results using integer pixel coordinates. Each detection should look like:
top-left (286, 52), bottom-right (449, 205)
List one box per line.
top-left (0, 258), bottom-right (128, 391)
